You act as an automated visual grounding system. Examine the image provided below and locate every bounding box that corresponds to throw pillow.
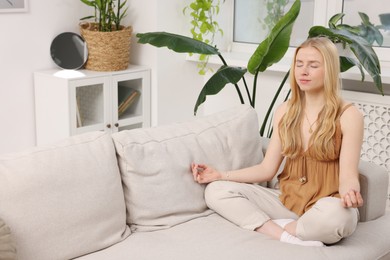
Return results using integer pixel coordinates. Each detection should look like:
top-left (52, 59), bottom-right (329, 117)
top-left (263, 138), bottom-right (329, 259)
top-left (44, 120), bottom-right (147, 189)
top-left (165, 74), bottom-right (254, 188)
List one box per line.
top-left (112, 104), bottom-right (263, 232)
top-left (0, 131), bottom-right (130, 260)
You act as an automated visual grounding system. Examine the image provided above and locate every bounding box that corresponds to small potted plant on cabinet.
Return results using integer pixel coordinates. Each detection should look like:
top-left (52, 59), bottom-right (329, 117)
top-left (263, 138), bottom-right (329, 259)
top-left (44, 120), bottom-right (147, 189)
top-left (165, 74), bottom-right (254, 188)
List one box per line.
top-left (79, 0), bottom-right (131, 71)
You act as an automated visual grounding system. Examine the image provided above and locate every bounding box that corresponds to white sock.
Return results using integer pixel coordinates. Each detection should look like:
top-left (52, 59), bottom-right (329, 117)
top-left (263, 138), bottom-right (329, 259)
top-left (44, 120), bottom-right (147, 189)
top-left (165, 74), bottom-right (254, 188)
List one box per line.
top-left (280, 231), bottom-right (324, 247)
top-left (273, 218), bottom-right (294, 229)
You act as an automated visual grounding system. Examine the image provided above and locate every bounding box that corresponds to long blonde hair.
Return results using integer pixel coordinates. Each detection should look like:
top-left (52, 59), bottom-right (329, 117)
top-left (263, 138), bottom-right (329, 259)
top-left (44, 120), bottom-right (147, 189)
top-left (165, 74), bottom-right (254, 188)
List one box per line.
top-left (279, 37), bottom-right (342, 160)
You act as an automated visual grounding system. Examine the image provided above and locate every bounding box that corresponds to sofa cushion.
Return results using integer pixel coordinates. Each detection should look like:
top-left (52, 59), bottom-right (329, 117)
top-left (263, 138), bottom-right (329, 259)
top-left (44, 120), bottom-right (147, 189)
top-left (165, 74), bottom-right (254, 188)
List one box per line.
top-left (0, 217), bottom-right (16, 260)
top-left (0, 131), bottom-right (130, 260)
top-left (75, 213), bottom-right (390, 260)
top-left (112, 104), bottom-right (263, 232)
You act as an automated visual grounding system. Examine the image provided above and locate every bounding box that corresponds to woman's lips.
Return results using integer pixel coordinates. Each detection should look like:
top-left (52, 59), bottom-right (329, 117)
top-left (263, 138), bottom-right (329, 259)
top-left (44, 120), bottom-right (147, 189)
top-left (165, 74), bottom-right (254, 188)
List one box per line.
top-left (298, 79), bottom-right (310, 84)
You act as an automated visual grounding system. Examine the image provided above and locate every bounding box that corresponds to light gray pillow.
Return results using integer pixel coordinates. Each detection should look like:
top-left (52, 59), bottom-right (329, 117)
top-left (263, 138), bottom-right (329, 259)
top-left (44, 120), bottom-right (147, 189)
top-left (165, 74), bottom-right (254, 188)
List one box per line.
top-left (0, 217), bottom-right (16, 260)
top-left (0, 131), bottom-right (130, 260)
top-left (112, 104), bottom-right (263, 232)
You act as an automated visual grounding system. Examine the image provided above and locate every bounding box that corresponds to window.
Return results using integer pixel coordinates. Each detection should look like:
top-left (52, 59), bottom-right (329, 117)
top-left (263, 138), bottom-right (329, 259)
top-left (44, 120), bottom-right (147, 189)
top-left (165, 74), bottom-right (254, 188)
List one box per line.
top-left (342, 0), bottom-right (390, 49)
top-left (229, 0), bottom-right (390, 63)
top-left (233, 0), bottom-right (315, 47)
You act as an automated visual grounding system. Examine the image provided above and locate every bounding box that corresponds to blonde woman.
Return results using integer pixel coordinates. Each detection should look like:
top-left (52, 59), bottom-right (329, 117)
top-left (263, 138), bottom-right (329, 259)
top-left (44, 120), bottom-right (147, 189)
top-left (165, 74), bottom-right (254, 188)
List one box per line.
top-left (191, 37), bottom-right (364, 246)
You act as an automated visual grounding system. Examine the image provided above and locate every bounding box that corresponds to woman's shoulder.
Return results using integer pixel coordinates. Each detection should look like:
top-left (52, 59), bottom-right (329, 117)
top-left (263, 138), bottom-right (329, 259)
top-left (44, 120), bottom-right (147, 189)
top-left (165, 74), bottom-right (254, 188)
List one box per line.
top-left (273, 101), bottom-right (289, 126)
top-left (339, 101), bottom-right (364, 132)
top-left (339, 101), bottom-right (364, 141)
top-left (339, 101), bottom-right (363, 119)
top-left (275, 101), bottom-right (289, 114)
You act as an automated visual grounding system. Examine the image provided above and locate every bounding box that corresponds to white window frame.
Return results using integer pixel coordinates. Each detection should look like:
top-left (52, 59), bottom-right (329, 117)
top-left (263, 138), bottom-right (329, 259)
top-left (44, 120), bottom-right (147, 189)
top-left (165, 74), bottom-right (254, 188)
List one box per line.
top-left (213, 0), bottom-right (390, 80)
top-left (225, 0), bottom-right (341, 55)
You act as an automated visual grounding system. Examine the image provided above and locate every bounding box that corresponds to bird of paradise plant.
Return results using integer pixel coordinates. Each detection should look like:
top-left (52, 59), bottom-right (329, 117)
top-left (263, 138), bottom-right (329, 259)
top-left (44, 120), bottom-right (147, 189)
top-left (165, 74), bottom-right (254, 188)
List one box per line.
top-left (137, 0), bottom-right (382, 137)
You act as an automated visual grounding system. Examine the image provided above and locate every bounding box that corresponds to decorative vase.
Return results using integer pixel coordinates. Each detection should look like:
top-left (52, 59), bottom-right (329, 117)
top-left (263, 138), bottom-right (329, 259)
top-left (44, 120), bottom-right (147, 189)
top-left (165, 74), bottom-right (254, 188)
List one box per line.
top-left (80, 22), bottom-right (132, 71)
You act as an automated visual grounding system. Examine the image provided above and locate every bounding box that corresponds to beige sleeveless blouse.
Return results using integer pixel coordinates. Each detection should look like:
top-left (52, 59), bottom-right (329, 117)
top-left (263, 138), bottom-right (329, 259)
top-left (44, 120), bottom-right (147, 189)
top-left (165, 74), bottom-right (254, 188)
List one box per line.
top-left (277, 104), bottom-right (353, 216)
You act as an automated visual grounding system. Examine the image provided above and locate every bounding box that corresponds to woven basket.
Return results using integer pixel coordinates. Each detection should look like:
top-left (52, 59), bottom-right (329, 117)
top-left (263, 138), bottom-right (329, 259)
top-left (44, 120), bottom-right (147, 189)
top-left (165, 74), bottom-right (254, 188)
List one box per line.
top-left (80, 23), bottom-right (132, 71)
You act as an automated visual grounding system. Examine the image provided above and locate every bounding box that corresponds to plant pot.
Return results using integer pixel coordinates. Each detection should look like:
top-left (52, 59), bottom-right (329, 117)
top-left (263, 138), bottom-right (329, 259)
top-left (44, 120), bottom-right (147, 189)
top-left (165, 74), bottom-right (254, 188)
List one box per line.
top-left (80, 22), bottom-right (132, 71)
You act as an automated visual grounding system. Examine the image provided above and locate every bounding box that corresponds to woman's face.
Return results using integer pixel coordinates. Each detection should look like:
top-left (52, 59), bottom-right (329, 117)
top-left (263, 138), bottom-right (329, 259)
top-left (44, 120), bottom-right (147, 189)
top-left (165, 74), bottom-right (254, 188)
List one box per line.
top-left (294, 46), bottom-right (325, 93)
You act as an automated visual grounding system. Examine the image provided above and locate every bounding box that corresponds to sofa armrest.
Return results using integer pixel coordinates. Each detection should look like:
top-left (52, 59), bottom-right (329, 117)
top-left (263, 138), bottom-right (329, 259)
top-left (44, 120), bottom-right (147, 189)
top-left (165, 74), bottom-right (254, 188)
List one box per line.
top-left (260, 137), bottom-right (389, 222)
top-left (358, 160), bottom-right (388, 222)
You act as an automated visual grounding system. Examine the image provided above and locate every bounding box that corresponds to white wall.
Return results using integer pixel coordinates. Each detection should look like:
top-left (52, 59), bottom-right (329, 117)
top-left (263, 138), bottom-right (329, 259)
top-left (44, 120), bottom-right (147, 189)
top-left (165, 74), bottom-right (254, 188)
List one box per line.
top-left (129, 0), bottom-right (205, 126)
top-left (0, 0), bottom-right (206, 154)
top-left (0, 0), bottom-right (89, 154)
top-left (0, 0), bottom-right (294, 155)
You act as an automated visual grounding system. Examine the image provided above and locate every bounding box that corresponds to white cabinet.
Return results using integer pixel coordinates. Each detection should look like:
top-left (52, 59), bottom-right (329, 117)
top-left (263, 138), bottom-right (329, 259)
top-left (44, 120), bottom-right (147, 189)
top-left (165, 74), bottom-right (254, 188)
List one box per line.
top-left (34, 65), bottom-right (151, 145)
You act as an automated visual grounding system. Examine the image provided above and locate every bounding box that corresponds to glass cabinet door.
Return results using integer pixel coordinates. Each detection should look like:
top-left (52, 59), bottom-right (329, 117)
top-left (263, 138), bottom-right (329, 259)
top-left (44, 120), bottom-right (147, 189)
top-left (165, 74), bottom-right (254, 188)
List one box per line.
top-left (112, 72), bottom-right (146, 132)
top-left (34, 65), bottom-right (151, 145)
top-left (70, 77), bottom-right (109, 134)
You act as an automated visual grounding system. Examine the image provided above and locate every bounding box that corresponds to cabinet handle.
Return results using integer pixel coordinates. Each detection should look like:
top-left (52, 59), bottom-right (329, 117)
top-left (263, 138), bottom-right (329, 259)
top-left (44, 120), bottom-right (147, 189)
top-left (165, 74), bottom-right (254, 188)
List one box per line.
top-left (106, 124), bottom-right (111, 128)
top-left (114, 123), bottom-right (119, 127)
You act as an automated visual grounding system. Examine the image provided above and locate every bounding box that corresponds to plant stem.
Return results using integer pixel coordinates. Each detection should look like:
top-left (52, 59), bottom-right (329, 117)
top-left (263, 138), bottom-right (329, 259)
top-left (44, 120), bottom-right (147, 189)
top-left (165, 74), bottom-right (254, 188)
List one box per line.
top-left (251, 71), bottom-right (259, 107)
top-left (260, 70), bottom-right (290, 136)
top-left (242, 76), bottom-right (252, 105)
top-left (217, 53), bottom-right (228, 66)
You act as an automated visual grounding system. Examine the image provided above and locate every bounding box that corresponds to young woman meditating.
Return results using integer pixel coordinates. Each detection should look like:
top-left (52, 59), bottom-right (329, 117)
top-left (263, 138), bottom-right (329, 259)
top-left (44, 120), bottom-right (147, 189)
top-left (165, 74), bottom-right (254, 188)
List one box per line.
top-left (191, 37), bottom-right (364, 247)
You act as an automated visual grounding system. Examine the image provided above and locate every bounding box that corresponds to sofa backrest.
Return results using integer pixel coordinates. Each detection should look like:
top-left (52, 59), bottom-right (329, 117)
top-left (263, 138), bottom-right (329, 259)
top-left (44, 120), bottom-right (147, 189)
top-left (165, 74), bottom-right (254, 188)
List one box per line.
top-left (112, 104), bottom-right (264, 232)
top-left (0, 132), bottom-right (130, 260)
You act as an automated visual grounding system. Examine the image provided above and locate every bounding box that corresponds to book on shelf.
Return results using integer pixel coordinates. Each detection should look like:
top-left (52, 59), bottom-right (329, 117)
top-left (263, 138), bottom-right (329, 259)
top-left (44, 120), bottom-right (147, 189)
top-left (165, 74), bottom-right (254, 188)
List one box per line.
top-left (118, 87), bottom-right (140, 117)
top-left (76, 96), bottom-right (83, 127)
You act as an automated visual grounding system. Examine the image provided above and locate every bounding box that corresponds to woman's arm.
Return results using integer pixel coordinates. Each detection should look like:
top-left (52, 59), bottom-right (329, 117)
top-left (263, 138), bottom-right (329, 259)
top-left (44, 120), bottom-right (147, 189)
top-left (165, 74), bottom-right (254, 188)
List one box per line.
top-left (191, 103), bottom-right (287, 184)
top-left (339, 104), bottom-right (364, 208)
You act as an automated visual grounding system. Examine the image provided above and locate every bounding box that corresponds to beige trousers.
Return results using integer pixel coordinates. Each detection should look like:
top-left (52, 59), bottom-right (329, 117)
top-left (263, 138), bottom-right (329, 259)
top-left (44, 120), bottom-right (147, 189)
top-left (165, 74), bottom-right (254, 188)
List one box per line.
top-left (205, 181), bottom-right (359, 244)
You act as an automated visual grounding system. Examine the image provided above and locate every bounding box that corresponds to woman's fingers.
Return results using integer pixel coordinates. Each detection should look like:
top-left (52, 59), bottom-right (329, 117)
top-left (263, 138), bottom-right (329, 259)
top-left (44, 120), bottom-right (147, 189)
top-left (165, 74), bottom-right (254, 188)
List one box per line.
top-left (191, 162), bottom-right (198, 181)
top-left (190, 163), bottom-right (219, 184)
top-left (191, 162), bottom-right (206, 182)
top-left (355, 190), bottom-right (364, 207)
top-left (342, 190), bottom-right (364, 208)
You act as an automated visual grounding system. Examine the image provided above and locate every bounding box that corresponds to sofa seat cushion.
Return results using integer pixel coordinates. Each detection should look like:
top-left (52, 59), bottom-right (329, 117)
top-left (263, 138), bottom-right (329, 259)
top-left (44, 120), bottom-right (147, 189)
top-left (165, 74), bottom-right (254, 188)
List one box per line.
top-left (112, 104), bottom-right (264, 232)
top-left (75, 212), bottom-right (390, 260)
top-left (0, 132), bottom-right (130, 260)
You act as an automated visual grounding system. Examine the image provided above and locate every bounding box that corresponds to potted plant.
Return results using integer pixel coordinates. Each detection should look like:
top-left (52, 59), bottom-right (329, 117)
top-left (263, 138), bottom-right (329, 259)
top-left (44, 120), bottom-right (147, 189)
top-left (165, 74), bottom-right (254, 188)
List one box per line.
top-left (136, 0), bottom-right (383, 137)
top-left (79, 0), bottom-right (131, 71)
top-left (183, 0), bottom-right (225, 75)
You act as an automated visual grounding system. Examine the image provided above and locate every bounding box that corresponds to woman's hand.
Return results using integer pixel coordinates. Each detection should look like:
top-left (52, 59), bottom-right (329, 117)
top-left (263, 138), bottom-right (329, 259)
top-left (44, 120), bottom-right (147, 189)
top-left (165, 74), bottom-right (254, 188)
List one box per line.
top-left (341, 189), bottom-right (364, 208)
top-left (191, 163), bottom-right (222, 184)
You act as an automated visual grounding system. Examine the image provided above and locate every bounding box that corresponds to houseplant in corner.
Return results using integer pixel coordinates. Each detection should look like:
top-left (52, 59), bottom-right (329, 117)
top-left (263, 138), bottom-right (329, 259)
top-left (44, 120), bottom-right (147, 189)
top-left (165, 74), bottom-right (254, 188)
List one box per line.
top-left (79, 0), bottom-right (131, 71)
top-left (183, 0), bottom-right (225, 75)
top-left (136, 0), bottom-right (382, 137)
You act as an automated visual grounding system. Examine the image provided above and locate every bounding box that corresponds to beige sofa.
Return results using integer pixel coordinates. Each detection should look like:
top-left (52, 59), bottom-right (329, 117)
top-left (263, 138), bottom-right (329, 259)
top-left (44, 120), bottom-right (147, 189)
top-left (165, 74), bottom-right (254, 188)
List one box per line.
top-left (1, 105), bottom-right (389, 260)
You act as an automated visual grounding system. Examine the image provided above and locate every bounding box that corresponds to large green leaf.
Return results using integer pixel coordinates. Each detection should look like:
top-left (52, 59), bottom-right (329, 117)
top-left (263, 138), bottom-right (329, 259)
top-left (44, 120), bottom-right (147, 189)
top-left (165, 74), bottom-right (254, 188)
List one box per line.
top-left (80, 0), bottom-right (96, 7)
top-left (247, 0), bottom-right (300, 74)
top-left (309, 26), bottom-right (383, 94)
top-left (340, 56), bottom-right (365, 80)
top-left (328, 13), bottom-right (344, 29)
top-left (136, 32), bottom-right (219, 55)
top-left (194, 66), bottom-right (247, 115)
